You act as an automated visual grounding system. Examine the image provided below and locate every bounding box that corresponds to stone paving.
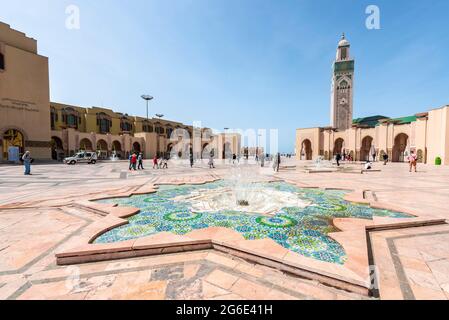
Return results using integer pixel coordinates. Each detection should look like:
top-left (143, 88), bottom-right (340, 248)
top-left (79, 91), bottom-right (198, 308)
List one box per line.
top-left (0, 158), bottom-right (448, 300)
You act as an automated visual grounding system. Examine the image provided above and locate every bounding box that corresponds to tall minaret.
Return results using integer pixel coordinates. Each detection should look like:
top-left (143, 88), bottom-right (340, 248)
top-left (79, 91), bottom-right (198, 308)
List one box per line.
top-left (330, 33), bottom-right (354, 131)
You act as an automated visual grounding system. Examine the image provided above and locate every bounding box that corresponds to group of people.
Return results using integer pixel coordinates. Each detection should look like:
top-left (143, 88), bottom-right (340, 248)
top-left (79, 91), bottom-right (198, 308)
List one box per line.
top-left (16, 149), bottom-right (419, 175)
top-left (152, 155), bottom-right (169, 169)
top-left (334, 150), bottom-right (418, 173)
top-left (128, 153), bottom-right (145, 171)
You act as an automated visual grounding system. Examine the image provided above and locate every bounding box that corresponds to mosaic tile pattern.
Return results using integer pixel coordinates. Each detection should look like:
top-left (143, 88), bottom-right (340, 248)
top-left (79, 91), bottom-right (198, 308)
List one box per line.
top-left (95, 181), bottom-right (412, 264)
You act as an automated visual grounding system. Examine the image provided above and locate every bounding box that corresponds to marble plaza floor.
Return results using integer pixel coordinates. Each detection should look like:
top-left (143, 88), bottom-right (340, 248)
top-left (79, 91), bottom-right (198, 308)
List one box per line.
top-left (0, 159), bottom-right (448, 300)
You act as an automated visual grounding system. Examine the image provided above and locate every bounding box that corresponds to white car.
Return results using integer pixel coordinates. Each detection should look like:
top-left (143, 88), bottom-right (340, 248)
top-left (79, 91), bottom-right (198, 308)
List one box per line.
top-left (64, 152), bottom-right (98, 165)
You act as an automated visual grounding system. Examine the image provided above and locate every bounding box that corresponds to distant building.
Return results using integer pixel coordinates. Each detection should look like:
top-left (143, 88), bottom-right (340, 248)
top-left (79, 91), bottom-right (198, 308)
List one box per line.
top-left (0, 22), bottom-right (240, 162)
top-left (296, 34), bottom-right (449, 165)
top-left (241, 147), bottom-right (265, 158)
top-left (0, 22), bottom-right (50, 160)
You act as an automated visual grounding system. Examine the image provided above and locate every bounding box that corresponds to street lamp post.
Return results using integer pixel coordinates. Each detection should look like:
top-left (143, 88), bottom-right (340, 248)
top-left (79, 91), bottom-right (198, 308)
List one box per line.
top-left (154, 114), bottom-right (164, 158)
top-left (141, 95), bottom-right (154, 120)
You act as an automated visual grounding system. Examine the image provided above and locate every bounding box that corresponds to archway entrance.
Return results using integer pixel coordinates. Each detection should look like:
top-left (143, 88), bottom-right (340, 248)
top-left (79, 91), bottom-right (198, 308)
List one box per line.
top-left (79, 138), bottom-right (93, 151)
top-left (333, 138), bottom-right (344, 156)
top-left (202, 143), bottom-right (211, 159)
top-left (393, 133), bottom-right (409, 162)
top-left (360, 136), bottom-right (373, 161)
top-left (97, 139), bottom-right (108, 159)
top-left (132, 142), bottom-right (141, 153)
top-left (51, 136), bottom-right (64, 161)
top-left (112, 141), bottom-right (122, 158)
top-left (301, 139), bottom-right (313, 160)
top-left (2, 129), bottom-right (24, 161)
top-left (166, 143), bottom-right (175, 159)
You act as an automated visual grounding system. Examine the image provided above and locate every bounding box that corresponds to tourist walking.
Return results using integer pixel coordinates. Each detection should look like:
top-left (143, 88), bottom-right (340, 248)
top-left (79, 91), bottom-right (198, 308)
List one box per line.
top-left (153, 155), bottom-right (158, 169)
top-left (137, 153), bottom-right (144, 170)
top-left (408, 151), bottom-right (418, 173)
top-left (128, 153), bottom-right (133, 170)
top-left (162, 157), bottom-right (168, 169)
top-left (335, 153), bottom-right (342, 167)
top-left (232, 154), bottom-right (237, 164)
top-left (273, 153), bottom-right (281, 172)
top-left (208, 155), bottom-right (215, 169)
top-left (158, 156), bottom-right (163, 169)
top-left (190, 153), bottom-right (194, 168)
top-left (129, 153), bottom-right (137, 171)
top-left (22, 151), bottom-right (32, 175)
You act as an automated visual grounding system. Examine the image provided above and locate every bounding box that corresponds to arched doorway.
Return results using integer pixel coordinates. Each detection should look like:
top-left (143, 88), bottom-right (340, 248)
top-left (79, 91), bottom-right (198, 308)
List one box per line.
top-left (79, 138), bottom-right (93, 151)
top-left (393, 133), bottom-right (409, 162)
top-left (202, 143), bottom-right (211, 159)
top-left (132, 142), bottom-right (141, 153)
top-left (360, 136), bottom-right (373, 161)
top-left (333, 138), bottom-right (344, 156)
top-left (50, 136), bottom-right (64, 161)
top-left (97, 139), bottom-right (108, 159)
top-left (166, 143), bottom-right (175, 159)
top-left (301, 139), bottom-right (313, 160)
top-left (112, 141), bottom-right (122, 158)
top-left (2, 129), bottom-right (24, 161)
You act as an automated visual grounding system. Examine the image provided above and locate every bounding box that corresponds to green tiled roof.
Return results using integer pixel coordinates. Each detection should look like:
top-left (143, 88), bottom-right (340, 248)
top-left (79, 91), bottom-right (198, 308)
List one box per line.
top-left (389, 115), bottom-right (417, 124)
top-left (352, 115), bottom-right (389, 127)
top-left (352, 115), bottom-right (417, 127)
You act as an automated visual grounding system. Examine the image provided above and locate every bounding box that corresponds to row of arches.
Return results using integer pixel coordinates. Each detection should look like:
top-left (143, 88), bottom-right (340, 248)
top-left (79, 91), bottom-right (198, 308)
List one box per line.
top-left (1, 129), bottom-right (232, 162)
top-left (159, 142), bottom-right (231, 160)
top-left (300, 133), bottom-right (417, 163)
top-left (49, 136), bottom-right (142, 160)
top-left (78, 138), bottom-right (141, 157)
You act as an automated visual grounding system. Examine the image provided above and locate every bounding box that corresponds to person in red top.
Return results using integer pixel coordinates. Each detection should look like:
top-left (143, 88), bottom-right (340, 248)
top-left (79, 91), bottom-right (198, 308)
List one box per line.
top-left (153, 155), bottom-right (158, 169)
top-left (129, 153), bottom-right (137, 171)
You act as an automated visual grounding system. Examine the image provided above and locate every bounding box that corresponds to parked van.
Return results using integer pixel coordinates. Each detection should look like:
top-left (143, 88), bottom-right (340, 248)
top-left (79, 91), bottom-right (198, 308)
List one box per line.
top-left (64, 152), bottom-right (98, 165)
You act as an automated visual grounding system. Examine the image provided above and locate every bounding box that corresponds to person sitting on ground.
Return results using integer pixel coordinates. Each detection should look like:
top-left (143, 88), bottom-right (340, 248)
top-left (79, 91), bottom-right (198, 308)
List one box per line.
top-left (364, 161), bottom-right (372, 170)
top-left (382, 153), bottom-right (389, 165)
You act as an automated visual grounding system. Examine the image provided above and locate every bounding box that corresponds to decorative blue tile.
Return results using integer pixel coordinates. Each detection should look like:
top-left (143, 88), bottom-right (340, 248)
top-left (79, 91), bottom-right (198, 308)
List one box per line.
top-left (95, 180), bottom-right (412, 265)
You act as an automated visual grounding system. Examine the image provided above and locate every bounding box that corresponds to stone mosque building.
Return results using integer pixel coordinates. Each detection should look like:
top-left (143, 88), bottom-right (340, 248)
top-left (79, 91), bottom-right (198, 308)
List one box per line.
top-left (0, 22), bottom-right (240, 162)
top-left (296, 34), bottom-right (449, 166)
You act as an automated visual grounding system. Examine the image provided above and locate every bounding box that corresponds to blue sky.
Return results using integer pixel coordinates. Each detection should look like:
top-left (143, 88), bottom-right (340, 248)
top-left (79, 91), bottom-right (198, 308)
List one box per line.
top-left (1, 0), bottom-right (449, 152)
